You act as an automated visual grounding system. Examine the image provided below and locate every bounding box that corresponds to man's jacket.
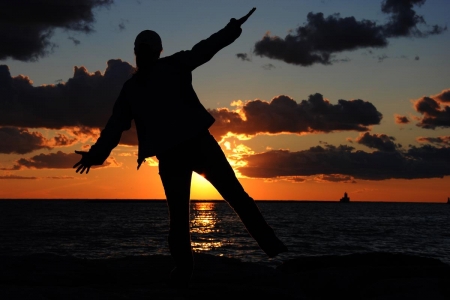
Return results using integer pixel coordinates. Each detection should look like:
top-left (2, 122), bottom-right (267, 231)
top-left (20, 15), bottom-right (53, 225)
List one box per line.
top-left (88, 20), bottom-right (242, 169)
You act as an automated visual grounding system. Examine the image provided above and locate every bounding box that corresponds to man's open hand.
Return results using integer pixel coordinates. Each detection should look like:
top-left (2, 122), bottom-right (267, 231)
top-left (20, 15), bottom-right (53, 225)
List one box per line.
top-left (73, 150), bottom-right (93, 174)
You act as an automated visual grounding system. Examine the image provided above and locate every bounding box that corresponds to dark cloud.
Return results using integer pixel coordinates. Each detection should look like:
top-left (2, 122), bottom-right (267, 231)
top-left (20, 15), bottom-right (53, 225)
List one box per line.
top-left (0, 165), bottom-right (20, 171)
top-left (262, 63), bottom-right (275, 70)
top-left (407, 144), bottom-right (450, 164)
top-left (414, 92), bottom-right (450, 129)
top-left (254, 12), bottom-right (386, 66)
top-left (395, 114), bottom-right (410, 124)
top-left (415, 97), bottom-right (440, 115)
top-left (237, 143), bottom-right (450, 181)
top-left (417, 136), bottom-right (450, 146)
top-left (314, 174), bottom-right (356, 183)
top-left (381, 0), bottom-right (446, 37)
top-left (15, 151), bottom-right (118, 169)
top-left (1, 62), bottom-right (382, 148)
top-left (0, 0), bottom-right (112, 61)
top-left (0, 127), bottom-right (77, 154)
top-left (209, 94), bottom-right (382, 139)
top-left (0, 127), bottom-right (49, 154)
top-left (68, 36), bottom-right (81, 46)
top-left (253, 0), bottom-right (446, 66)
top-left (0, 60), bottom-right (134, 130)
top-left (331, 57), bottom-right (351, 63)
top-left (433, 89), bottom-right (450, 103)
top-left (16, 151), bottom-right (80, 169)
top-left (355, 132), bottom-right (400, 152)
top-left (236, 53), bottom-right (251, 61)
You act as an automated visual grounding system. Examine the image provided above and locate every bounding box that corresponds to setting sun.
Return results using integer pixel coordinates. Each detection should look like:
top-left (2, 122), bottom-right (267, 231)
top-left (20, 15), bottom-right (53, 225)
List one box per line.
top-left (190, 172), bottom-right (222, 200)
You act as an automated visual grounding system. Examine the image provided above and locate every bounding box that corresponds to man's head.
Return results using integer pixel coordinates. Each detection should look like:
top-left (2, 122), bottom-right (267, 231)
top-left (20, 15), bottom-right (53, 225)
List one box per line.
top-left (134, 30), bottom-right (162, 71)
top-left (134, 30), bottom-right (162, 53)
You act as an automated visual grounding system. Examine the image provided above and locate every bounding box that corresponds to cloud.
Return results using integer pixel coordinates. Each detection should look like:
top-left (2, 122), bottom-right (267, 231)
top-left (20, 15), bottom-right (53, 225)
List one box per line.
top-left (314, 174), bottom-right (356, 183)
top-left (15, 151), bottom-right (119, 169)
top-left (432, 89), bottom-right (450, 103)
top-left (0, 127), bottom-right (77, 154)
top-left (262, 63), bottom-right (275, 70)
top-left (254, 13), bottom-right (387, 66)
top-left (394, 114), bottom-right (410, 124)
top-left (209, 94), bottom-right (382, 139)
top-left (1, 62), bottom-right (382, 148)
top-left (0, 174), bottom-right (38, 180)
top-left (16, 151), bottom-right (80, 169)
top-left (417, 136), bottom-right (450, 146)
top-left (236, 53), bottom-right (251, 61)
top-left (236, 143), bottom-right (450, 181)
top-left (68, 36), bottom-right (81, 46)
top-left (354, 132), bottom-right (400, 152)
top-left (0, 174), bottom-right (77, 180)
top-left (253, 0), bottom-right (446, 66)
top-left (118, 19), bottom-right (128, 31)
top-left (414, 89), bottom-right (450, 129)
top-left (0, 165), bottom-right (20, 171)
top-left (0, 60), bottom-right (134, 130)
top-left (381, 0), bottom-right (446, 37)
top-left (0, 127), bottom-right (50, 154)
top-left (378, 54), bottom-right (388, 62)
top-left (50, 134), bottom-right (78, 147)
top-left (0, 0), bottom-right (112, 61)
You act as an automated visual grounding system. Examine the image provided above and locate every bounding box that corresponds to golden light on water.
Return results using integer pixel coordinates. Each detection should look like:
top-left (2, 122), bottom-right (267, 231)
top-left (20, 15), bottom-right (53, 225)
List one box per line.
top-left (190, 202), bottom-right (223, 251)
top-left (194, 202), bottom-right (215, 211)
top-left (191, 240), bottom-right (223, 252)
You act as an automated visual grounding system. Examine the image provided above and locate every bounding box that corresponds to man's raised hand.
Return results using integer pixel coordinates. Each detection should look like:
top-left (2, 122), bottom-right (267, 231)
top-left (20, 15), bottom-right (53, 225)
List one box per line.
top-left (237, 7), bottom-right (256, 26)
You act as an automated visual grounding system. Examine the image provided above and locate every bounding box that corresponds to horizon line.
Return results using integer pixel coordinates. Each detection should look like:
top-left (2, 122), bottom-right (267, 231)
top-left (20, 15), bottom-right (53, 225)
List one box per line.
top-left (0, 199), bottom-right (447, 204)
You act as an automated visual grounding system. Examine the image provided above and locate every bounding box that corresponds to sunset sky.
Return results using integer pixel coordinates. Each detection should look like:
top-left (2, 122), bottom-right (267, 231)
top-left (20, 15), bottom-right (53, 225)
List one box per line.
top-left (1, 0), bottom-right (449, 201)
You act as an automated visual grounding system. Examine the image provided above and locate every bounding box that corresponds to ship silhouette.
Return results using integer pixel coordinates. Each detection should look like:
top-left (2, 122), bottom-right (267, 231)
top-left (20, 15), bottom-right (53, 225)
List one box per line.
top-left (340, 192), bottom-right (350, 203)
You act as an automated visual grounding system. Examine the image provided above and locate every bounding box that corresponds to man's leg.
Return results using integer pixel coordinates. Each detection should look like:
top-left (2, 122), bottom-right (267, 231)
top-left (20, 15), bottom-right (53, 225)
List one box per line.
top-left (158, 154), bottom-right (194, 286)
top-left (192, 133), bottom-right (287, 257)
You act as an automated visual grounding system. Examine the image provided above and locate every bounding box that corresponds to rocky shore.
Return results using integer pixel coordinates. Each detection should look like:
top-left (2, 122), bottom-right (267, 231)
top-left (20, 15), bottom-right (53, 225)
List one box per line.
top-left (1, 252), bottom-right (449, 299)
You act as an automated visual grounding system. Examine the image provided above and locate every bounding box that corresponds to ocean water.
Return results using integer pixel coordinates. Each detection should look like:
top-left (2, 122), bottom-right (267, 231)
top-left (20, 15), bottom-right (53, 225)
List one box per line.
top-left (0, 200), bottom-right (449, 266)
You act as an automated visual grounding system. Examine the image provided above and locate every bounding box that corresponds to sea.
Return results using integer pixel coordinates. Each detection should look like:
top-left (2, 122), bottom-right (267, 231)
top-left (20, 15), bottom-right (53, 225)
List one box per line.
top-left (0, 200), bottom-right (449, 267)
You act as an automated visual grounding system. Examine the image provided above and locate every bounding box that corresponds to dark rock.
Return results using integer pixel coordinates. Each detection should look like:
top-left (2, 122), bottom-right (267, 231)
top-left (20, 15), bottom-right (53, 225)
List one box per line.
top-left (0, 253), bottom-right (297, 300)
top-left (1, 252), bottom-right (449, 299)
top-left (277, 252), bottom-right (450, 300)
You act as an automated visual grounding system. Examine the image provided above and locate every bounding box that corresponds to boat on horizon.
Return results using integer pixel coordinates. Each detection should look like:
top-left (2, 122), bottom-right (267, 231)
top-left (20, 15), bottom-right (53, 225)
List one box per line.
top-left (340, 192), bottom-right (350, 203)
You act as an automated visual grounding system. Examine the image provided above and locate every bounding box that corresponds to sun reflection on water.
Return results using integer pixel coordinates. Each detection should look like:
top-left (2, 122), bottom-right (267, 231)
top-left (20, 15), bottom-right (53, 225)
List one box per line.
top-left (190, 202), bottom-right (223, 252)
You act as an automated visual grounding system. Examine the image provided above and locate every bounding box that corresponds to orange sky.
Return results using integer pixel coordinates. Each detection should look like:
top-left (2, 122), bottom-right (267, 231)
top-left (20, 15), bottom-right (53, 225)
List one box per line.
top-left (1, 147), bottom-right (449, 202)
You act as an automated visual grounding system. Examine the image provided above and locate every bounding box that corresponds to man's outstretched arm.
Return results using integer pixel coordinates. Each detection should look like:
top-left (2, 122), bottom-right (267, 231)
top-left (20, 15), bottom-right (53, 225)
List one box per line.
top-left (176, 8), bottom-right (256, 71)
top-left (73, 86), bottom-right (132, 174)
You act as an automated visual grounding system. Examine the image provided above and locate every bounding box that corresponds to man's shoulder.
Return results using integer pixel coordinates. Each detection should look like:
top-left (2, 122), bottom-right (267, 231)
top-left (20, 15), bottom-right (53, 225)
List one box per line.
top-left (159, 51), bottom-right (191, 67)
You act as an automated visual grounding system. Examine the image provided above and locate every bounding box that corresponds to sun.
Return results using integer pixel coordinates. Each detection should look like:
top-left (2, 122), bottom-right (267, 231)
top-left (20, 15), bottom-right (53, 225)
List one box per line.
top-left (190, 172), bottom-right (221, 200)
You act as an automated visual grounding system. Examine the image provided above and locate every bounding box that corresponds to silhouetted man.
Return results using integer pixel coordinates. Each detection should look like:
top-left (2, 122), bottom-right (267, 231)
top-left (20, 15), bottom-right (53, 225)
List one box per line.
top-left (74, 8), bottom-right (287, 288)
